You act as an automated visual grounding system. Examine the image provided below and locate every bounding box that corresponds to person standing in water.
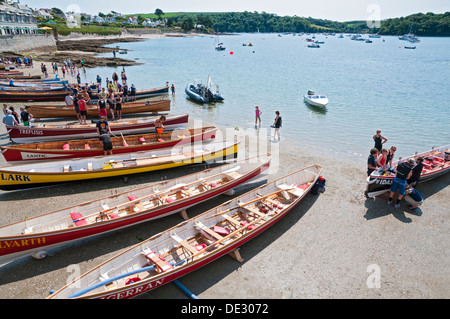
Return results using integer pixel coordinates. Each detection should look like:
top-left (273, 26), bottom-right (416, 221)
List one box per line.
top-left (255, 105), bottom-right (262, 127)
top-left (272, 111), bottom-right (282, 140)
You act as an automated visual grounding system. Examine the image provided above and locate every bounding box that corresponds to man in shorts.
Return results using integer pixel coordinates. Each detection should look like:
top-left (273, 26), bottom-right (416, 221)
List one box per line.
top-left (72, 92), bottom-right (82, 124)
top-left (99, 133), bottom-right (113, 155)
top-left (78, 97), bottom-right (88, 125)
top-left (387, 158), bottom-right (415, 208)
top-left (107, 95), bottom-right (115, 121)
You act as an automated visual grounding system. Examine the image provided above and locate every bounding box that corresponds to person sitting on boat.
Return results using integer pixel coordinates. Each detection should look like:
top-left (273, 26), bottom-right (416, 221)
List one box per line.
top-left (386, 146), bottom-right (397, 168)
top-left (376, 148), bottom-right (388, 170)
top-left (387, 158), bottom-right (415, 208)
top-left (154, 115), bottom-right (166, 133)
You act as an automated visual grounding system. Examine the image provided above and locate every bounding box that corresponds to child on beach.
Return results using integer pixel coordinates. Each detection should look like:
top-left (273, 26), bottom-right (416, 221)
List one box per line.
top-left (255, 105), bottom-right (261, 127)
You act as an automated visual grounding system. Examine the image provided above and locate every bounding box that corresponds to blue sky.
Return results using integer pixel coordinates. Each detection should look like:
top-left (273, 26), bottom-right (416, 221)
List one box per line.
top-left (24, 0), bottom-right (450, 21)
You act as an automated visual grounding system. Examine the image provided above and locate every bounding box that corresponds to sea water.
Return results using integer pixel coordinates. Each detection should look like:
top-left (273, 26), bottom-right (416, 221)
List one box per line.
top-left (83, 33), bottom-right (450, 161)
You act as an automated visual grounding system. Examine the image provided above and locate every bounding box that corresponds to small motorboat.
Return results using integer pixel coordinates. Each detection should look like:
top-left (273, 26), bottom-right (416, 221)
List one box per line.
top-left (404, 46), bottom-right (416, 49)
top-left (185, 76), bottom-right (224, 104)
top-left (303, 90), bottom-right (329, 108)
top-left (307, 43), bottom-right (320, 48)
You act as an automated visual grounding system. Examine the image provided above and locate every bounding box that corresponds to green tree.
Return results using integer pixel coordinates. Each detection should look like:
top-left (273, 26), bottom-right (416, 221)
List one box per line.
top-left (181, 18), bottom-right (194, 31)
top-left (155, 8), bottom-right (164, 21)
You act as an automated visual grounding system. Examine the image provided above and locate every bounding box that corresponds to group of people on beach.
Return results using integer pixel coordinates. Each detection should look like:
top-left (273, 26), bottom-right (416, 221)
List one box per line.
top-left (64, 68), bottom-right (139, 124)
top-left (366, 129), bottom-right (424, 211)
top-left (0, 56), bottom-right (33, 68)
top-left (2, 104), bottom-right (33, 127)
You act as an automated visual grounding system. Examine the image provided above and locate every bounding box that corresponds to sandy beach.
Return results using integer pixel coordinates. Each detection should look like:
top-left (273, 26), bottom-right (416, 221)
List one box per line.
top-left (0, 34), bottom-right (449, 300)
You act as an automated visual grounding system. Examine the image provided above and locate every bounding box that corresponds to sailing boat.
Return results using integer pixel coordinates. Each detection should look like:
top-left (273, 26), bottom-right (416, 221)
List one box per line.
top-left (185, 75), bottom-right (224, 103)
top-left (215, 36), bottom-right (226, 51)
top-left (399, 21), bottom-right (420, 43)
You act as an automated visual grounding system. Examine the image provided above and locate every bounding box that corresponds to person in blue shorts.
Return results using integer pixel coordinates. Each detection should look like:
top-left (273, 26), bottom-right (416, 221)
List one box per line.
top-left (404, 187), bottom-right (424, 210)
top-left (387, 158), bottom-right (415, 208)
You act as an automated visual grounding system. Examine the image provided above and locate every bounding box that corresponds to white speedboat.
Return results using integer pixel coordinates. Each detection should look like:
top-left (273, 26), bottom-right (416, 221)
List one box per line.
top-left (303, 90), bottom-right (329, 108)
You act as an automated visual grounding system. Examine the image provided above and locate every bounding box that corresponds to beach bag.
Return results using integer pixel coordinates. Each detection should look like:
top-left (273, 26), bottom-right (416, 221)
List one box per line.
top-left (311, 176), bottom-right (326, 195)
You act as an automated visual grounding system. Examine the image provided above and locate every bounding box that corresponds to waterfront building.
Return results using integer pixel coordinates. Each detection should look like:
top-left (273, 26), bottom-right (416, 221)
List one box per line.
top-left (0, 3), bottom-right (38, 36)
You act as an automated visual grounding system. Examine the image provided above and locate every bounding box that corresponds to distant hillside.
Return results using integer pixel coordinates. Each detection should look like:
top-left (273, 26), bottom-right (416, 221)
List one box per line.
top-left (126, 11), bottom-right (450, 36)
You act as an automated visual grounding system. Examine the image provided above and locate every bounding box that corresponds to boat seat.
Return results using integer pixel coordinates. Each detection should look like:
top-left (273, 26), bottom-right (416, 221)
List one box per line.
top-left (144, 251), bottom-right (173, 273)
top-left (243, 206), bottom-right (266, 218)
top-left (171, 232), bottom-right (198, 255)
top-left (213, 226), bottom-right (230, 235)
top-left (222, 214), bottom-right (241, 227)
top-left (226, 172), bottom-right (242, 179)
top-left (70, 212), bottom-right (88, 226)
top-left (195, 221), bottom-right (223, 241)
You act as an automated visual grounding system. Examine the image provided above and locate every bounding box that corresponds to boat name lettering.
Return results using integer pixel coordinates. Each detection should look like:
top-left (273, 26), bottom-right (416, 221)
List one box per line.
top-left (0, 237), bottom-right (46, 249)
top-left (19, 129), bottom-right (43, 135)
top-left (1, 174), bottom-right (31, 182)
top-left (24, 154), bottom-right (48, 159)
top-left (376, 179), bottom-right (393, 185)
top-left (101, 279), bottom-right (165, 299)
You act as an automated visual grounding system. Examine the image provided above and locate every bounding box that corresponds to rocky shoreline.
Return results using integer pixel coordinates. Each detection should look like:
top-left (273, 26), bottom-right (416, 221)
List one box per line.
top-left (37, 37), bottom-right (146, 68)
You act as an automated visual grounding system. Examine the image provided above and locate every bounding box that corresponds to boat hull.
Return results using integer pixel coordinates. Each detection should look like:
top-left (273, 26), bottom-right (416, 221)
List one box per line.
top-left (366, 145), bottom-right (450, 197)
top-left (6, 113), bottom-right (189, 143)
top-left (1, 127), bottom-right (217, 163)
top-left (304, 95), bottom-right (329, 108)
top-left (0, 140), bottom-right (239, 190)
top-left (0, 156), bottom-right (270, 264)
top-left (90, 86), bottom-right (169, 104)
top-left (26, 99), bottom-right (171, 119)
top-left (47, 164), bottom-right (322, 299)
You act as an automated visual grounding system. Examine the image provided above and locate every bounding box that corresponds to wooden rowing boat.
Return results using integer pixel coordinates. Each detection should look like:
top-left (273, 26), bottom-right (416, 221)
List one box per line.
top-left (6, 113), bottom-right (189, 143)
top-left (0, 140), bottom-right (239, 190)
top-left (0, 154), bottom-right (271, 265)
top-left (46, 164), bottom-right (322, 299)
top-left (25, 99), bottom-right (171, 120)
top-left (1, 126), bottom-right (217, 163)
top-left (0, 74), bottom-right (42, 80)
top-left (90, 86), bottom-right (169, 103)
top-left (0, 89), bottom-right (72, 102)
top-left (366, 145), bottom-right (450, 197)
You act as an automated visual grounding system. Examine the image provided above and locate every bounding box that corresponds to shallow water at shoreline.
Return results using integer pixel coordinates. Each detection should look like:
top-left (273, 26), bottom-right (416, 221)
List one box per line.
top-left (81, 33), bottom-right (450, 161)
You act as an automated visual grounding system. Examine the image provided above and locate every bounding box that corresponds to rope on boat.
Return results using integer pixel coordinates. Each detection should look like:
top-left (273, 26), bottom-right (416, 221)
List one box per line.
top-left (173, 279), bottom-right (199, 299)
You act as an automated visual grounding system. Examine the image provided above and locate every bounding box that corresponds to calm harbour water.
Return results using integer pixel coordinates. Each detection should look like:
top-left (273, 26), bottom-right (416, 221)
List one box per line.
top-left (83, 33), bottom-right (450, 161)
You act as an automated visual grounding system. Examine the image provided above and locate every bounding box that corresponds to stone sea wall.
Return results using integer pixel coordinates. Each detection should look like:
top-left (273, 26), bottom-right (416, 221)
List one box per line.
top-left (0, 34), bottom-right (57, 53)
